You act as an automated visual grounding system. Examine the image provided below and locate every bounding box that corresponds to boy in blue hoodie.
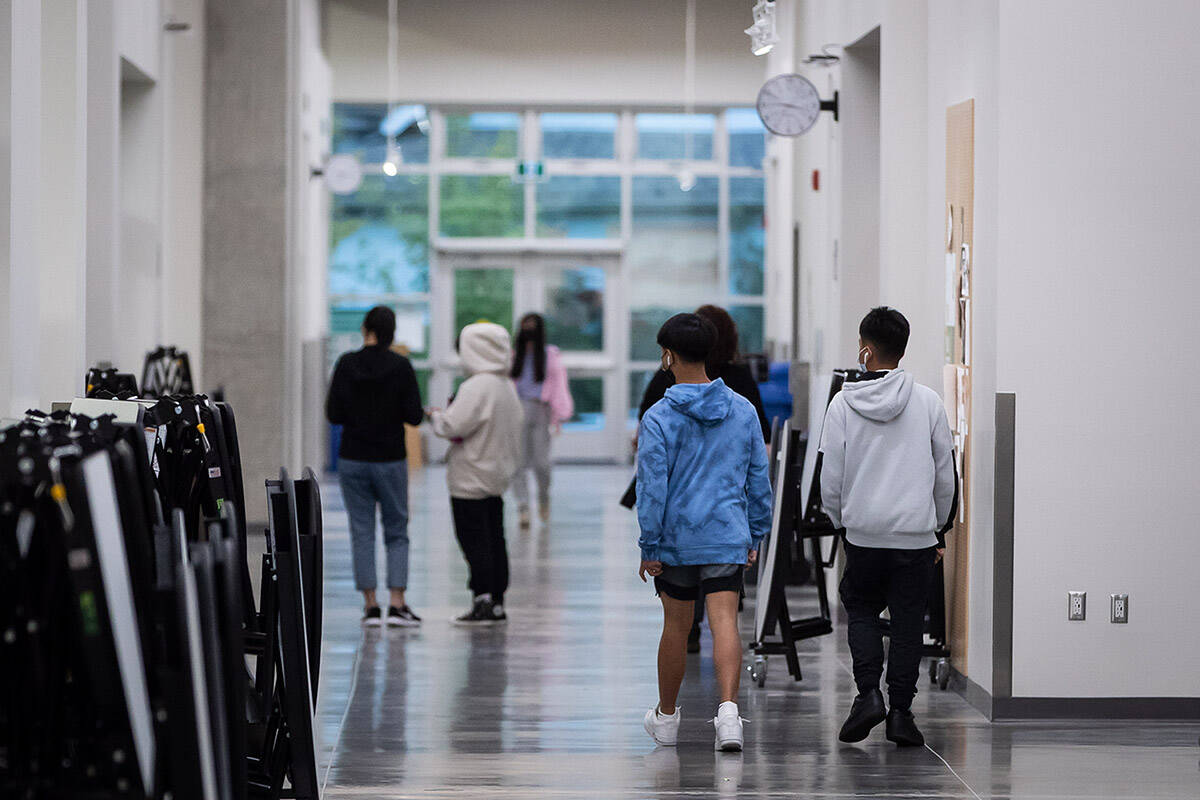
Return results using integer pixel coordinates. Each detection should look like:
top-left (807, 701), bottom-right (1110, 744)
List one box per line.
top-left (637, 313), bottom-right (774, 752)
top-left (819, 307), bottom-right (956, 747)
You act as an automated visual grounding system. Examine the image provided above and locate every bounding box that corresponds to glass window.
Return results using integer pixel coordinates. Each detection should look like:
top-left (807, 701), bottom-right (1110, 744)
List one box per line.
top-left (636, 113), bottom-right (714, 160)
top-left (628, 176), bottom-right (719, 358)
top-left (332, 103), bottom-right (429, 164)
top-left (329, 300), bottom-right (430, 360)
top-left (629, 368), bottom-right (660, 421)
top-left (330, 174), bottom-right (429, 294)
top-left (544, 266), bottom-right (605, 352)
top-left (414, 368), bottom-right (430, 406)
top-left (454, 268), bottom-right (513, 338)
top-left (630, 306), bottom-right (688, 362)
top-left (439, 175), bottom-right (524, 237)
top-left (730, 177), bottom-right (765, 295)
top-left (727, 108), bottom-right (766, 168)
top-left (536, 176), bottom-right (621, 239)
top-left (564, 376), bottom-right (604, 431)
top-left (540, 112), bottom-right (618, 159)
top-left (445, 112), bottom-right (520, 158)
top-left (730, 305), bottom-right (765, 355)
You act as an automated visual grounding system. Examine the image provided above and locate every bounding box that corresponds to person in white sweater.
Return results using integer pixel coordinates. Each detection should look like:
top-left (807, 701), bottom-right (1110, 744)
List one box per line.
top-left (429, 322), bottom-right (524, 624)
top-left (818, 307), bottom-right (956, 748)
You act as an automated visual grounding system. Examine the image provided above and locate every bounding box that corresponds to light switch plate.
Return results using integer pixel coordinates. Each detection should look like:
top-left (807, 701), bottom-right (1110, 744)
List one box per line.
top-left (1110, 593), bottom-right (1129, 623)
top-left (1068, 591), bottom-right (1086, 621)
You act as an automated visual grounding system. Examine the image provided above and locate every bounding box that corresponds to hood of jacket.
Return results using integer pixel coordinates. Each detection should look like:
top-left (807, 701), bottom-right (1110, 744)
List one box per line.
top-left (341, 345), bottom-right (405, 385)
top-left (841, 369), bottom-right (914, 422)
top-left (664, 378), bottom-right (734, 425)
top-left (459, 322), bottom-right (513, 375)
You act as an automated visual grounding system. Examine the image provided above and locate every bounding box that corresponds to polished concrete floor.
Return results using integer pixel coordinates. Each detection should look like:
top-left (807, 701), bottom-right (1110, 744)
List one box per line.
top-left (314, 466), bottom-right (1199, 799)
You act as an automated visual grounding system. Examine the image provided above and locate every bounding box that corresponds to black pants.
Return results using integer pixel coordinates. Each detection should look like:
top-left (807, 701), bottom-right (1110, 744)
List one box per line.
top-left (450, 496), bottom-right (509, 605)
top-left (839, 541), bottom-right (936, 711)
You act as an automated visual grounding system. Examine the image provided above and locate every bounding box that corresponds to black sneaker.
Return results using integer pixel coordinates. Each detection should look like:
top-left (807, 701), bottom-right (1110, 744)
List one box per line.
top-left (362, 606), bottom-right (383, 627)
top-left (885, 708), bottom-right (925, 747)
top-left (454, 598), bottom-right (506, 625)
top-left (838, 688), bottom-right (887, 743)
top-left (387, 605), bottom-right (421, 628)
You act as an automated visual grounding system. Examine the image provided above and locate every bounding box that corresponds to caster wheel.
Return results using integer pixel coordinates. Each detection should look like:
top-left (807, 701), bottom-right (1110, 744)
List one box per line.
top-left (936, 658), bottom-right (951, 690)
top-left (749, 656), bottom-right (767, 688)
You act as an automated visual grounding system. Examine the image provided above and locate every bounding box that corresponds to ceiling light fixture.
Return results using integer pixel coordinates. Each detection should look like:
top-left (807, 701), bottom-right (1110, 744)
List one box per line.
top-left (744, 0), bottom-right (779, 57)
top-left (680, 0), bottom-right (697, 192)
top-left (382, 0), bottom-right (402, 174)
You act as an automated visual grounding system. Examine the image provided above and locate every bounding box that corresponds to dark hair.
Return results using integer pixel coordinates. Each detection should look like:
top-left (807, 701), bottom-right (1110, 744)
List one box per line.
top-left (859, 306), bottom-right (909, 362)
top-left (510, 313), bottom-right (546, 382)
top-left (363, 305), bottom-right (396, 347)
top-left (695, 304), bottom-right (739, 372)
top-left (657, 313), bottom-right (716, 364)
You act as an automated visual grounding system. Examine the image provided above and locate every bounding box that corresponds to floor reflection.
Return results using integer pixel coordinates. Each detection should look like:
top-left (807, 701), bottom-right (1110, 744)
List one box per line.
top-left (315, 466), bottom-right (1200, 799)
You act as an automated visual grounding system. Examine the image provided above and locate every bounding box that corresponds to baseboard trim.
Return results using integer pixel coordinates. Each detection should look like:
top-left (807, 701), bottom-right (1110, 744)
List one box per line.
top-left (950, 668), bottom-right (1200, 720)
top-left (949, 669), bottom-right (993, 719)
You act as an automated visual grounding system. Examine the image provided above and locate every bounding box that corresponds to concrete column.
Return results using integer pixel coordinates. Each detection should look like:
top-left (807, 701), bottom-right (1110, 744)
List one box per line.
top-left (203, 0), bottom-right (292, 519)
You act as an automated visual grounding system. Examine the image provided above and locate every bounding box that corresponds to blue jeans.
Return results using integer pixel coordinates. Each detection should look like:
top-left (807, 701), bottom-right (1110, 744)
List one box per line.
top-left (338, 459), bottom-right (410, 592)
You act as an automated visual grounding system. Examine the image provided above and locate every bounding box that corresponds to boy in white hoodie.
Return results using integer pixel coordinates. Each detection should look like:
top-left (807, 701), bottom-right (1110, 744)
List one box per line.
top-left (818, 307), bottom-right (955, 747)
top-left (429, 322), bottom-right (525, 624)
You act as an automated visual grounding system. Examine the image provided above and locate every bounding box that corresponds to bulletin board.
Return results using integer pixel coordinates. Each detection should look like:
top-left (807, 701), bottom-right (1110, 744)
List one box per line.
top-left (944, 99), bottom-right (974, 676)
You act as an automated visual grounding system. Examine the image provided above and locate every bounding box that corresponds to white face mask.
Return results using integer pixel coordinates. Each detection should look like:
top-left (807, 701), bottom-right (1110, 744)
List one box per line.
top-left (858, 347), bottom-right (871, 372)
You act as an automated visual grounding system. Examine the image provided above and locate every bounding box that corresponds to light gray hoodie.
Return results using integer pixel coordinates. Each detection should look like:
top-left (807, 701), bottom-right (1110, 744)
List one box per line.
top-left (430, 323), bottom-right (524, 499)
top-left (817, 369), bottom-right (955, 549)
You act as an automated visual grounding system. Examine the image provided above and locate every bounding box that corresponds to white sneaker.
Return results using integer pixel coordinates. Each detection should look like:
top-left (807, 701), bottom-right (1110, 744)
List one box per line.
top-left (643, 705), bottom-right (681, 746)
top-left (712, 701), bottom-right (746, 752)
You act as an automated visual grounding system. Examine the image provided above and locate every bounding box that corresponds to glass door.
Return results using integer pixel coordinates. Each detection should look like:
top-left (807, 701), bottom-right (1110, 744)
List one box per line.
top-left (433, 250), bottom-right (624, 463)
top-left (526, 254), bottom-right (623, 462)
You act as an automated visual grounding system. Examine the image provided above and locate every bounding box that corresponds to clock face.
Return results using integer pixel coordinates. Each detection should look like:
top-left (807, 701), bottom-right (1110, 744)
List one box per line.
top-left (756, 73), bottom-right (822, 137)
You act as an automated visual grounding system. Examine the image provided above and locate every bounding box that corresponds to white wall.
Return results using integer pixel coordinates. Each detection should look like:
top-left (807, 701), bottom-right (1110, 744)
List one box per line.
top-left (328, 0), bottom-right (764, 108)
top-left (998, 0), bottom-right (1200, 698)
top-left (0, 1), bottom-right (205, 415)
top-left (794, 0), bottom-right (1200, 701)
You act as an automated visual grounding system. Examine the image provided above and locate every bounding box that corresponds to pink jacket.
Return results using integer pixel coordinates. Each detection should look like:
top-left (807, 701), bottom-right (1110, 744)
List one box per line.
top-left (538, 345), bottom-right (575, 426)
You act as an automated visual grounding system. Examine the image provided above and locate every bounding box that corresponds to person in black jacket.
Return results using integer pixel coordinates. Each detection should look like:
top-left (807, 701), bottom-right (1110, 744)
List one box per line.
top-left (326, 306), bottom-right (425, 627)
top-left (635, 304), bottom-right (771, 652)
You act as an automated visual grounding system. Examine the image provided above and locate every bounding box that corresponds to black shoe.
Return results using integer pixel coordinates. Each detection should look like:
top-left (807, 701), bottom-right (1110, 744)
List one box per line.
top-left (387, 605), bottom-right (421, 627)
top-left (838, 688), bottom-right (887, 743)
top-left (885, 708), bottom-right (925, 747)
top-left (362, 606), bottom-right (383, 627)
top-left (454, 598), bottom-right (506, 625)
top-left (687, 622), bottom-right (701, 654)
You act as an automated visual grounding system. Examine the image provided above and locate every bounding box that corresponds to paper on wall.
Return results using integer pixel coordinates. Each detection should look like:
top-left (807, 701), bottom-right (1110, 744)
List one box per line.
top-left (942, 364), bottom-right (958, 432)
top-left (945, 252), bottom-right (958, 362)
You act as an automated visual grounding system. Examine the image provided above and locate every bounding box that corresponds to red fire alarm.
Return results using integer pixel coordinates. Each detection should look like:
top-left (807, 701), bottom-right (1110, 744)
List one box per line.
top-left (812, 169), bottom-right (820, 191)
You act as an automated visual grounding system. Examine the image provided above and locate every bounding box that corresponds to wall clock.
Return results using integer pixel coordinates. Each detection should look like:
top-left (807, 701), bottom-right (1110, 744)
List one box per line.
top-left (755, 73), bottom-right (839, 137)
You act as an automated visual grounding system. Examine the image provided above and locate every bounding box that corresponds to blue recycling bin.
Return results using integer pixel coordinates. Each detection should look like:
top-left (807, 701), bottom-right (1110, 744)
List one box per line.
top-left (758, 361), bottom-right (793, 429)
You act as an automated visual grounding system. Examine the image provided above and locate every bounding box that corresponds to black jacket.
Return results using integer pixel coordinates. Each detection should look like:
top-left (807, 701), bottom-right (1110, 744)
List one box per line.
top-left (638, 362), bottom-right (771, 443)
top-left (326, 346), bottom-right (424, 462)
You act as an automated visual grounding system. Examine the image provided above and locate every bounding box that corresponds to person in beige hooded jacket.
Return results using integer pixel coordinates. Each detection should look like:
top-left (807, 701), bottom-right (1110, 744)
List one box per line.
top-left (429, 322), bottom-right (524, 624)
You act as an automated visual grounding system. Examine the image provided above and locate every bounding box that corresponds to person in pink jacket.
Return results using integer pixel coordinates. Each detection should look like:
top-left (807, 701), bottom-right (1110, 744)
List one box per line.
top-left (509, 313), bottom-right (574, 528)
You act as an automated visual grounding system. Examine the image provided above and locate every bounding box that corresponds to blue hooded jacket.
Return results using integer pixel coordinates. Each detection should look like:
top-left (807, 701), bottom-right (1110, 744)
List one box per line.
top-left (637, 378), bottom-right (774, 565)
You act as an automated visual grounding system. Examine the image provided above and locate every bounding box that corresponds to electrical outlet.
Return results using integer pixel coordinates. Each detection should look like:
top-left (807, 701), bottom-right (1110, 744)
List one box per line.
top-left (1068, 591), bottom-right (1086, 621)
top-left (1110, 593), bottom-right (1129, 623)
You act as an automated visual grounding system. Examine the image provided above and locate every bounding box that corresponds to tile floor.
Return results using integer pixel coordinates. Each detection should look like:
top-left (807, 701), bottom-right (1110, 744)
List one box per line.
top-left (313, 466), bottom-right (1199, 799)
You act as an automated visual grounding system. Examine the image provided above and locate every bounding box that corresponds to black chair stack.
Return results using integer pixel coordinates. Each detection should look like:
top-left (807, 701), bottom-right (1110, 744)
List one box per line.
top-left (1, 389), bottom-right (324, 800)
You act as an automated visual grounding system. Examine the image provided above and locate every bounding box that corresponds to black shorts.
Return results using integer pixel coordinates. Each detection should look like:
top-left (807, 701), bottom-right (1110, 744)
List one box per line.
top-left (654, 563), bottom-right (744, 602)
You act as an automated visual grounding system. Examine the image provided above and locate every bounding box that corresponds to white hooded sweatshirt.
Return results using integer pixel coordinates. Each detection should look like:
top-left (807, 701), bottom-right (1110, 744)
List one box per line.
top-left (818, 369), bottom-right (955, 549)
top-left (430, 323), bottom-right (524, 499)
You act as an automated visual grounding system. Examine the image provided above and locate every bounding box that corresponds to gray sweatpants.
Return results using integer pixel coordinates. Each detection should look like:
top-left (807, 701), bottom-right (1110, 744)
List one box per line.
top-left (513, 398), bottom-right (551, 509)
